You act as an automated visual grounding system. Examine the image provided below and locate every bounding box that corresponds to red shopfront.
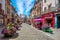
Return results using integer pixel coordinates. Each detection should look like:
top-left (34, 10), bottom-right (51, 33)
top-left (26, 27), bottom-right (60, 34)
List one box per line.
top-left (42, 12), bottom-right (55, 28)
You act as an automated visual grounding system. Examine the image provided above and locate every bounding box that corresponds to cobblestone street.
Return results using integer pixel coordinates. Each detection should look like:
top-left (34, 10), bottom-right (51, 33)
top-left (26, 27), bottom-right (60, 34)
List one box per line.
top-left (44, 28), bottom-right (60, 40)
top-left (0, 0), bottom-right (60, 40)
top-left (0, 23), bottom-right (60, 40)
top-left (9, 23), bottom-right (54, 40)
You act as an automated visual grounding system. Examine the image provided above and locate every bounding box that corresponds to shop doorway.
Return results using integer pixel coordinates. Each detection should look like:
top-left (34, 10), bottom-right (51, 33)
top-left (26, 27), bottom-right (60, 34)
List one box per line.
top-left (45, 18), bottom-right (52, 27)
top-left (57, 15), bottom-right (60, 28)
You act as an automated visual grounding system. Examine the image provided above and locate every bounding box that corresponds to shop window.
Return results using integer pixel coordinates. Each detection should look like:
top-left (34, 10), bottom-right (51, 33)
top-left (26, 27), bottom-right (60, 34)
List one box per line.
top-left (36, 22), bottom-right (40, 24)
top-left (46, 19), bottom-right (52, 24)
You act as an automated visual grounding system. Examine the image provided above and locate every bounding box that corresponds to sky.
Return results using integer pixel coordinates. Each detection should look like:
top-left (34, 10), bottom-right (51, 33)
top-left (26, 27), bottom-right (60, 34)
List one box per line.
top-left (11, 0), bottom-right (37, 18)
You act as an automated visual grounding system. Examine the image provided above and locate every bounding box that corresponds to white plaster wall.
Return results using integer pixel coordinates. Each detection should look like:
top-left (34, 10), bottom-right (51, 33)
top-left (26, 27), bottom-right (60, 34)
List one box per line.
top-left (55, 0), bottom-right (59, 4)
top-left (42, 0), bottom-right (57, 12)
top-left (51, 0), bottom-right (55, 7)
top-left (51, 0), bottom-right (58, 7)
top-left (43, 0), bottom-right (51, 11)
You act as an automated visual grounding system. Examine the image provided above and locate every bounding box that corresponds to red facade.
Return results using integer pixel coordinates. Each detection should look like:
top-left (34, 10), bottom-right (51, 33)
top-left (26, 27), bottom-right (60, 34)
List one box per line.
top-left (32, 12), bottom-right (55, 29)
top-left (33, 18), bottom-right (44, 29)
top-left (42, 12), bottom-right (55, 28)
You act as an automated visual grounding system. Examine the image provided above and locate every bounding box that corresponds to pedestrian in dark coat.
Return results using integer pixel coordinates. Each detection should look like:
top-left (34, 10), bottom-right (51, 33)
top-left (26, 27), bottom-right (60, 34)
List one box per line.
top-left (39, 22), bottom-right (42, 30)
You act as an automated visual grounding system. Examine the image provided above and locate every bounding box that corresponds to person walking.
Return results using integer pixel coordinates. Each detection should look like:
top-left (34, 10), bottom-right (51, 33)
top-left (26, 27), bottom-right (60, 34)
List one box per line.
top-left (39, 22), bottom-right (42, 30)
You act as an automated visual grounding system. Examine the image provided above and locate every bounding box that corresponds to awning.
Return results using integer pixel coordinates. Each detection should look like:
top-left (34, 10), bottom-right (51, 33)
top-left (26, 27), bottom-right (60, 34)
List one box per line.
top-left (33, 18), bottom-right (43, 22)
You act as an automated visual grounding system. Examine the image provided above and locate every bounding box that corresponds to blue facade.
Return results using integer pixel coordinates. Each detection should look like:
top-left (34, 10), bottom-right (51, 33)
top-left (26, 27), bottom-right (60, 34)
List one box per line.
top-left (55, 14), bottom-right (60, 28)
top-left (55, 16), bottom-right (57, 28)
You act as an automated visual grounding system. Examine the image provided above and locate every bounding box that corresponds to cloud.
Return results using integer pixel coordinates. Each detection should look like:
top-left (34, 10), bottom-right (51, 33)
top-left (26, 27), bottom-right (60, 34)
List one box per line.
top-left (16, 0), bottom-right (24, 14)
top-left (11, 0), bottom-right (36, 18)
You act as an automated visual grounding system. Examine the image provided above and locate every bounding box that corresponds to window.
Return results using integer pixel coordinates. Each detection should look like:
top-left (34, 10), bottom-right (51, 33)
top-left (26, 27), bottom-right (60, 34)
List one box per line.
top-left (59, 0), bottom-right (60, 3)
top-left (44, 0), bottom-right (46, 3)
top-left (44, 7), bottom-right (46, 12)
top-left (7, 7), bottom-right (10, 13)
top-left (0, 4), bottom-right (2, 9)
top-left (11, 13), bottom-right (14, 17)
top-left (48, 5), bottom-right (51, 10)
top-left (37, 6), bottom-right (41, 13)
top-left (7, 0), bottom-right (10, 5)
top-left (59, 0), bottom-right (60, 7)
